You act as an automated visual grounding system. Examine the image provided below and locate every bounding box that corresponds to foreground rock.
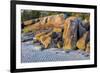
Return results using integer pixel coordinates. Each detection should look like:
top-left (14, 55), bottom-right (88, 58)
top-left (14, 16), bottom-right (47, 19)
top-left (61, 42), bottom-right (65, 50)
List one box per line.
top-left (21, 14), bottom-right (90, 53)
top-left (76, 31), bottom-right (90, 51)
top-left (63, 17), bottom-right (79, 51)
top-left (85, 42), bottom-right (90, 53)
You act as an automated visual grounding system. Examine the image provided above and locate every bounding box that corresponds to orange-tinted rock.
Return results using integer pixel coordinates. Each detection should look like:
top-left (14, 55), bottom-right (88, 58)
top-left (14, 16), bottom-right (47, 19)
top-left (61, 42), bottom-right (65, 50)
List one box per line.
top-left (37, 32), bottom-right (52, 48)
top-left (22, 14), bottom-right (65, 33)
top-left (76, 31), bottom-right (89, 51)
top-left (63, 16), bottom-right (78, 51)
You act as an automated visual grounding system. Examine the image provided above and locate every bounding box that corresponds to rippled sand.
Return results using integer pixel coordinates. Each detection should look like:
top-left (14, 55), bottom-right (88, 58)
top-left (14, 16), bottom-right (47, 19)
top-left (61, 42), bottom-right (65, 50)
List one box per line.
top-left (21, 41), bottom-right (90, 63)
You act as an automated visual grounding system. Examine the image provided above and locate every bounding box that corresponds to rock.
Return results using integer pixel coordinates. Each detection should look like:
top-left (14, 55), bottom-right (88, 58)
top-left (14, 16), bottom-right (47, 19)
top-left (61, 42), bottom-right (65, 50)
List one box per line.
top-left (85, 42), bottom-right (90, 53)
top-left (33, 45), bottom-right (42, 51)
top-left (53, 15), bottom-right (64, 28)
top-left (63, 16), bottom-right (79, 51)
top-left (23, 19), bottom-right (33, 25)
top-left (78, 19), bottom-right (90, 39)
top-left (22, 22), bottom-right (41, 32)
top-left (78, 21), bottom-right (87, 38)
top-left (21, 32), bottom-right (34, 42)
top-left (22, 14), bottom-right (90, 52)
top-left (76, 31), bottom-right (89, 51)
top-left (22, 14), bottom-right (65, 33)
top-left (82, 19), bottom-right (90, 31)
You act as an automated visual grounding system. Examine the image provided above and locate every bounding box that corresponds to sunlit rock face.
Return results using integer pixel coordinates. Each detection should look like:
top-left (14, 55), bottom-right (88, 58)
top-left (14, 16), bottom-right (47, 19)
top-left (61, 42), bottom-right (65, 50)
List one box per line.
top-left (76, 32), bottom-right (88, 50)
top-left (63, 17), bottom-right (79, 51)
top-left (77, 19), bottom-right (90, 51)
top-left (22, 13), bottom-right (90, 52)
top-left (63, 17), bottom-right (90, 51)
top-left (22, 14), bottom-right (65, 33)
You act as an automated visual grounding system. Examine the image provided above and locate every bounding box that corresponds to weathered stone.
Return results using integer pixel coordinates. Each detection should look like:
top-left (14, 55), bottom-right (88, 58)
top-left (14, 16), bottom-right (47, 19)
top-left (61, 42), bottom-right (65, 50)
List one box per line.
top-left (22, 14), bottom-right (90, 52)
top-left (53, 15), bottom-right (64, 28)
top-left (50, 15), bottom-right (64, 48)
top-left (76, 31), bottom-right (89, 51)
top-left (22, 22), bottom-right (41, 32)
top-left (78, 21), bottom-right (87, 38)
top-left (22, 14), bottom-right (65, 33)
top-left (63, 16), bottom-right (79, 51)
top-left (78, 19), bottom-right (90, 40)
top-left (85, 42), bottom-right (90, 53)
top-left (82, 19), bottom-right (90, 31)
top-left (38, 32), bottom-right (52, 48)
top-left (23, 19), bottom-right (33, 25)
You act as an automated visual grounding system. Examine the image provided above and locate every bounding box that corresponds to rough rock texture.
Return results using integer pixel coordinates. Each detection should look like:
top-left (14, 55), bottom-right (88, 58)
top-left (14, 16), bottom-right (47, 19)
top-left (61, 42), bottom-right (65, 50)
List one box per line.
top-left (21, 14), bottom-right (90, 62)
top-left (76, 31), bottom-right (89, 51)
top-left (85, 42), bottom-right (90, 53)
top-left (63, 17), bottom-right (78, 51)
top-left (22, 14), bottom-right (90, 53)
top-left (22, 14), bottom-right (64, 33)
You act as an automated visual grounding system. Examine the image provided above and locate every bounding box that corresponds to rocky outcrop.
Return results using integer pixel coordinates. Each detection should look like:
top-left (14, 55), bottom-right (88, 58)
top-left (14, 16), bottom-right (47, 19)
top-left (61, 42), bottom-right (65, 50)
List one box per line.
top-left (22, 14), bottom-right (64, 31)
top-left (76, 31), bottom-right (90, 51)
top-left (62, 16), bottom-right (90, 51)
top-left (22, 14), bottom-right (64, 32)
top-left (22, 14), bottom-right (90, 53)
top-left (63, 17), bottom-right (79, 51)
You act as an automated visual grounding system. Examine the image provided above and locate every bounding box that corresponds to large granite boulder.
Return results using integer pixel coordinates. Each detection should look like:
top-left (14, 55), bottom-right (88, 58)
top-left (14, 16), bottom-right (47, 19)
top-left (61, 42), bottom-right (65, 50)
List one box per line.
top-left (22, 14), bottom-right (90, 53)
top-left (76, 31), bottom-right (90, 51)
top-left (78, 19), bottom-right (90, 39)
top-left (63, 16), bottom-right (79, 51)
top-left (63, 16), bottom-right (90, 51)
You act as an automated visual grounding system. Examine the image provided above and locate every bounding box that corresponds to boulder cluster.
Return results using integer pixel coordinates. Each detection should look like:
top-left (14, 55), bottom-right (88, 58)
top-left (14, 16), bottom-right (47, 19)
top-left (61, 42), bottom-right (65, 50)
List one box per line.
top-left (22, 14), bottom-right (90, 53)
